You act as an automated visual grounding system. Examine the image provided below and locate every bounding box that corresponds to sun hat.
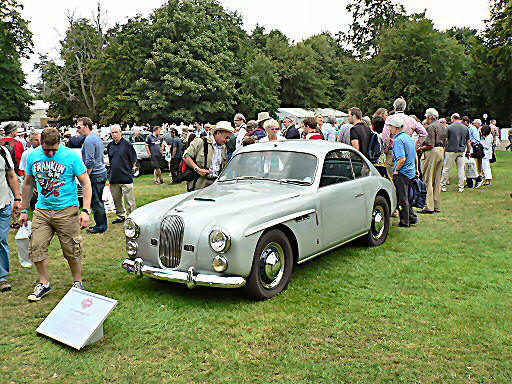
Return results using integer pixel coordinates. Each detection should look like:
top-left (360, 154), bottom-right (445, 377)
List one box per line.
top-left (256, 112), bottom-right (271, 123)
top-left (211, 121), bottom-right (235, 134)
top-left (388, 116), bottom-right (403, 128)
top-left (234, 113), bottom-right (245, 122)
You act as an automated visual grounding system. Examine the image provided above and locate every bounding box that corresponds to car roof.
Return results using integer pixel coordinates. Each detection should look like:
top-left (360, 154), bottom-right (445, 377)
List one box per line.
top-left (235, 140), bottom-right (357, 158)
top-left (123, 130), bottom-right (151, 135)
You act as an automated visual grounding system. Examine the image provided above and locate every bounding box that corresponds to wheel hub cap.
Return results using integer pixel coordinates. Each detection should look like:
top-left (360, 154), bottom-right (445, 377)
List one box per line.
top-left (372, 206), bottom-right (385, 238)
top-left (259, 242), bottom-right (285, 289)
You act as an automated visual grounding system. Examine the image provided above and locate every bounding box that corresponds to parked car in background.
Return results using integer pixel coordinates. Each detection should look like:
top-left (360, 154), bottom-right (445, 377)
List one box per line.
top-left (104, 130), bottom-right (153, 177)
top-left (122, 141), bottom-right (397, 300)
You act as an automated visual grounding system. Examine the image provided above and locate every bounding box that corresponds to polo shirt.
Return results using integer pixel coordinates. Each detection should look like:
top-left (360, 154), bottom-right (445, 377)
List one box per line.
top-left (393, 132), bottom-right (417, 179)
top-left (107, 138), bottom-right (137, 184)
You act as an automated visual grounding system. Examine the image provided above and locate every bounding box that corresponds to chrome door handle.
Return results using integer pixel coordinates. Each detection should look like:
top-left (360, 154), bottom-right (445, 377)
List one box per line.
top-left (355, 193), bottom-right (364, 198)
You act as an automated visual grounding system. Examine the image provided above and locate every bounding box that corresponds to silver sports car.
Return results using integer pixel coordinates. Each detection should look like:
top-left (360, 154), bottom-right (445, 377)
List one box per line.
top-left (122, 140), bottom-right (397, 299)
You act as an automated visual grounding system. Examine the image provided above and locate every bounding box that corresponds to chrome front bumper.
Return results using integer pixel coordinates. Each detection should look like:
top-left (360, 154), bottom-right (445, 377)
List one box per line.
top-left (122, 258), bottom-right (246, 289)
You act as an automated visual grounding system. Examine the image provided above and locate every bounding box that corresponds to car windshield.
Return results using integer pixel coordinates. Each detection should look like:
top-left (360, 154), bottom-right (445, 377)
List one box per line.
top-left (218, 151), bottom-right (318, 185)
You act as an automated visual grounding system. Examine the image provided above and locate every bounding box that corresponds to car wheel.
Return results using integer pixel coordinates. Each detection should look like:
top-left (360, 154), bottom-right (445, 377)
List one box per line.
top-left (362, 195), bottom-right (390, 247)
top-left (245, 229), bottom-right (294, 300)
top-left (133, 160), bottom-right (141, 177)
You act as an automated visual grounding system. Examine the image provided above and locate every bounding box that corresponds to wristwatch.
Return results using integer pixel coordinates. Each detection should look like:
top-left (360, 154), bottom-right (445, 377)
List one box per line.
top-left (83, 208), bottom-right (92, 215)
top-left (193, 166), bottom-right (199, 173)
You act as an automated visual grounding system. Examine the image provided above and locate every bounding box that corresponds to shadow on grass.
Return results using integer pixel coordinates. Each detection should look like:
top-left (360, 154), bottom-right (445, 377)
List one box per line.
top-left (106, 239), bottom-right (368, 306)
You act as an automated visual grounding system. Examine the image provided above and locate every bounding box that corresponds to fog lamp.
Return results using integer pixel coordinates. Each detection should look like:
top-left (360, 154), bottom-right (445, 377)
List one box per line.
top-left (213, 255), bottom-right (228, 272)
top-left (126, 240), bottom-right (138, 257)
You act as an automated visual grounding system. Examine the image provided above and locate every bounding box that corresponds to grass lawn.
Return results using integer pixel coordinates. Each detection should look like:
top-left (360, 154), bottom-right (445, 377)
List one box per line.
top-left (1, 154), bottom-right (511, 383)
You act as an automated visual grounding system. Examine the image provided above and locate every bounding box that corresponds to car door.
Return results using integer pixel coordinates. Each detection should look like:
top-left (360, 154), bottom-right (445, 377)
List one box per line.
top-left (317, 149), bottom-right (367, 248)
top-left (347, 150), bottom-right (372, 227)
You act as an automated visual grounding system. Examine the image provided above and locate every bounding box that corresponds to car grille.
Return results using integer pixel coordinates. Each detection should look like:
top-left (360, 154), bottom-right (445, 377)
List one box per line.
top-left (159, 215), bottom-right (185, 268)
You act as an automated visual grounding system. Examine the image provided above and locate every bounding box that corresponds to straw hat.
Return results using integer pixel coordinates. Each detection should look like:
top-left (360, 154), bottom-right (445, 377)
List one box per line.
top-left (256, 112), bottom-right (271, 123)
top-left (211, 121), bottom-right (234, 134)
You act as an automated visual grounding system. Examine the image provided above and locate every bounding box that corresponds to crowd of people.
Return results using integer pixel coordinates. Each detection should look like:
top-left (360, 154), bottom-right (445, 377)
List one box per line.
top-left (0, 97), bottom-right (507, 298)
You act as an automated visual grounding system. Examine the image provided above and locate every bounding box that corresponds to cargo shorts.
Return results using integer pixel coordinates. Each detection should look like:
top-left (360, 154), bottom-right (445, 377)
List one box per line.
top-left (30, 207), bottom-right (83, 263)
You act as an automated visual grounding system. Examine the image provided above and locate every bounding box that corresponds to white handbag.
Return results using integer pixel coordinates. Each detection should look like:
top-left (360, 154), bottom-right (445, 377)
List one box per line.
top-left (464, 158), bottom-right (478, 179)
top-left (15, 221), bottom-right (32, 268)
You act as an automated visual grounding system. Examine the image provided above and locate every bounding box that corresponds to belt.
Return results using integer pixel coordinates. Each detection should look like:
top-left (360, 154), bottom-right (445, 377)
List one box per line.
top-left (434, 144), bottom-right (445, 147)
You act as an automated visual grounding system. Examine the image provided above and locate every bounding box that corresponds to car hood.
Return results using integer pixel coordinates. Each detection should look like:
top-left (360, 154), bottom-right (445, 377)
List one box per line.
top-left (173, 181), bottom-right (303, 215)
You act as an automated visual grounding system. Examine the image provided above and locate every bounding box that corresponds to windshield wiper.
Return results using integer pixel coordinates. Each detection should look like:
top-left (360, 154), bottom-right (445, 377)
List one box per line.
top-left (218, 176), bottom-right (259, 182)
top-left (280, 179), bottom-right (310, 185)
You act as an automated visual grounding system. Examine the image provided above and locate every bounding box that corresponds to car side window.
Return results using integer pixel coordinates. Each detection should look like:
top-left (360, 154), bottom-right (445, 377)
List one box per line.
top-left (320, 150), bottom-right (354, 187)
top-left (349, 151), bottom-right (370, 178)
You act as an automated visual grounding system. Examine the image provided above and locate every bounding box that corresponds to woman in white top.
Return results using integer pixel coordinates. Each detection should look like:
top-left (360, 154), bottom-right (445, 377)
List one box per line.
top-left (480, 125), bottom-right (493, 186)
top-left (259, 119), bottom-right (285, 142)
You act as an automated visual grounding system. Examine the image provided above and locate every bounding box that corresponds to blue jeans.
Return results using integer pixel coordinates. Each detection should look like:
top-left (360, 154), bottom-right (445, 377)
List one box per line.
top-left (0, 205), bottom-right (13, 281)
top-left (90, 171), bottom-right (108, 232)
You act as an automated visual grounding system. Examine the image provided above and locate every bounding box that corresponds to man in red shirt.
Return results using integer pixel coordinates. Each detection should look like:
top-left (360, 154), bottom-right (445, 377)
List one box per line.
top-left (0, 123), bottom-right (24, 176)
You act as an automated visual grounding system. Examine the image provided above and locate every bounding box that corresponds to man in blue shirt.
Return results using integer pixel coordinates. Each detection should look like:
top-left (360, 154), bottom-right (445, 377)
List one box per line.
top-left (390, 116), bottom-right (418, 227)
top-left (78, 117), bottom-right (108, 234)
top-left (20, 127), bottom-right (92, 301)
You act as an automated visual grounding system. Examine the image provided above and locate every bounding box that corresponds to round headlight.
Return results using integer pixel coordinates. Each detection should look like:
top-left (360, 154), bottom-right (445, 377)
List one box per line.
top-left (213, 255), bottom-right (228, 272)
top-left (124, 219), bottom-right (140, 239)
top-left (209, 229), bottom-right (231, 253)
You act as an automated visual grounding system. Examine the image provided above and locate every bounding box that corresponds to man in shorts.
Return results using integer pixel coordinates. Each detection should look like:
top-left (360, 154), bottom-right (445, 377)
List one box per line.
top-left (20, 128), bottom-right (92, 301)
top-left (146, 126), bottom-right (165, 184)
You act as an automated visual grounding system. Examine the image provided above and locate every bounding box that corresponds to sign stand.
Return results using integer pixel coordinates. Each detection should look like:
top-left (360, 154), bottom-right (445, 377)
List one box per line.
top-left (37, 288), bottom-right (118, 350)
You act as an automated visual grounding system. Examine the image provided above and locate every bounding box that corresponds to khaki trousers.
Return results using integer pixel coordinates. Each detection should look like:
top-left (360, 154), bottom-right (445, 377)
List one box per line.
top-left (441, 152), bottom-right (465, 190)
top-left (421, 147), bottom-right (444, 211)
top-left (110, 183), bottom-right (137, 219)
top-left (385, 151), bottom-right (394, 180)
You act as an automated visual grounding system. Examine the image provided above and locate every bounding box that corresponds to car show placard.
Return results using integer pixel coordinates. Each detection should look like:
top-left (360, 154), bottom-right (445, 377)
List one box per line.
top-left (36, 288), bottom-right (117, 350)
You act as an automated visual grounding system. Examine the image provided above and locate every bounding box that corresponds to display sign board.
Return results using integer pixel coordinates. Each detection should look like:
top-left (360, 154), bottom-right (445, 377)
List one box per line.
top-left (37, 288), bottom-right (118, 350)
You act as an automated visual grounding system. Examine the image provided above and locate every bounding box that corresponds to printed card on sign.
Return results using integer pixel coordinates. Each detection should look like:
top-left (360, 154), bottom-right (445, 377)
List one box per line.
top-left (37, 288), bottom-right (118, 350)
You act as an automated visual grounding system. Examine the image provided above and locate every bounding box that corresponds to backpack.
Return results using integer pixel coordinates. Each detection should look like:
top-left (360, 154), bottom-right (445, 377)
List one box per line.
top-left (472, 142), bottom-right (484, 159)
top-left (226, 133), bottom-right (237, 156)
top-left (1, 140), bottom-right (20, 175)
top-left (248, 128), bottom-right (267, 140)
top-left (367, 131), bottom-right (383, 164)
top-left (174, 137), bottom-right (208, 183)
top-left (409, 178), bottom-right (427, 209)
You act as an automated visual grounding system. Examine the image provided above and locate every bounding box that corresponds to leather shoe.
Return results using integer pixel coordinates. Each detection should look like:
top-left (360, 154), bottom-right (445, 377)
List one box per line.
top-left (392, 222), bottom-right (410, 228)
top-left (112, 218), bottom-right (125, 224)
top-left (418, 210), bottom-right (434, 214)
top-left (86, 228), bottom-right (106, 234)
top-left (0, 281), bottom-right (12, 292)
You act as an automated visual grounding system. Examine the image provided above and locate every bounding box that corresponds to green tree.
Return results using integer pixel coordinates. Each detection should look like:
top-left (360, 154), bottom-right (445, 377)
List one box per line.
top-left (237, 52), bottom-right (280, 117)
top-left (97, 16), bottom-right (153, 125)
top-left (302, 33), bottom-right (348, 109)
top-left (339, 0), bottom-right (407, 58)
top-left (0, 0), bottom-right (33, 121)
top-left (471, 0), bottom-right (512, 125)
top-left (136, 0), bottom-right (246, 123)
top-left (280, 42), bottom-right (332, 108)
top-left (343, 19), bottom-right (467, 117)
top-left (40, 7), bottom-right (106, 122)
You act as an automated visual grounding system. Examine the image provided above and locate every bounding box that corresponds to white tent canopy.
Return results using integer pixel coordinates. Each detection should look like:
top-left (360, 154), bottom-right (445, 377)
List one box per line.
top-left (277, 107), bottom-right (348, 125)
